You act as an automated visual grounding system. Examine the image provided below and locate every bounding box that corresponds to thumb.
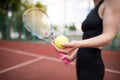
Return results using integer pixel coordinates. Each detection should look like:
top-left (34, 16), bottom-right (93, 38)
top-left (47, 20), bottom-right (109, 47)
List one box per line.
top-left (62, 42), bottom-right (73, 47)
top-left (62, 40), bottom-right (78, 47)
top-left (62, 43), bottom-right (71, 47)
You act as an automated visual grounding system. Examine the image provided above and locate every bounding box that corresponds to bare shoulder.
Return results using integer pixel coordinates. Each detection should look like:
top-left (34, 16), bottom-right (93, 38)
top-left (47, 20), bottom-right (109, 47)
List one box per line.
top-left (102, 0), bottom-right (120, 34)
top-left (104, 0), bottom-right (120, 20)
top-left (105, 0), bottom-right (120, 11)
top-left (105, 0), bottom-right (120, 4)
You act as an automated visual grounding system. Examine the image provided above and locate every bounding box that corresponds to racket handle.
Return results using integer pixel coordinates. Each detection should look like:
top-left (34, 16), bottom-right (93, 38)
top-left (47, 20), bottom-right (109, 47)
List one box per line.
top-left (58, 53), bottom-right (70, 65)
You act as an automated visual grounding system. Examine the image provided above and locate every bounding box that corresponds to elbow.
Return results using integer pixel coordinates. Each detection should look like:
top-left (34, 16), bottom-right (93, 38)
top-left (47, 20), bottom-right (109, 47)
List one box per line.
top-left (106, 40), bottom-right (112, 45)
top-left (104, 34), bottom-right (116, 46)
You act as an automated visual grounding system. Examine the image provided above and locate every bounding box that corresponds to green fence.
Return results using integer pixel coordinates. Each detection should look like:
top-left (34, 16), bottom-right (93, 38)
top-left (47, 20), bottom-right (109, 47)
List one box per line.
top-left (0, 12), bottom-right (38, 41)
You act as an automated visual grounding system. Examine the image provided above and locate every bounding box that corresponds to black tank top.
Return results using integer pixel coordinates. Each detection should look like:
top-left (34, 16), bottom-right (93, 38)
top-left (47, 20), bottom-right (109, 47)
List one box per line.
top-left (82, 0), bottom-right (104, 39)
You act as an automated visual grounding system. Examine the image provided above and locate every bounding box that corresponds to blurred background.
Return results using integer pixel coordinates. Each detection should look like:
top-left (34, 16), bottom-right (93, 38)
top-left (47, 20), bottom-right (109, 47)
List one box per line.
top-left (0, 0), bottom-right (120, 51)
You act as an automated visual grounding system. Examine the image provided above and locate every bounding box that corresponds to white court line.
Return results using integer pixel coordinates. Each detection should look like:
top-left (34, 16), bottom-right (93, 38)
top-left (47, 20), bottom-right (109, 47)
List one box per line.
top-left (0, 47), bottom-right (120, 74)
top-left (0, 47), bottom-right (40, 57)
top-left (0, 47), bottom-right (74, 64)
top-left (0, 57), bottom-right (43, 74)
top-left (105, 69), bottom-right (120, 74)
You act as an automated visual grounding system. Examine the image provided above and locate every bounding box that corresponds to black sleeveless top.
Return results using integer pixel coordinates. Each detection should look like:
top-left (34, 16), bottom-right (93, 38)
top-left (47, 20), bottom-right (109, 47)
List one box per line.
top-left (82, 0), bottom-right (104, 39)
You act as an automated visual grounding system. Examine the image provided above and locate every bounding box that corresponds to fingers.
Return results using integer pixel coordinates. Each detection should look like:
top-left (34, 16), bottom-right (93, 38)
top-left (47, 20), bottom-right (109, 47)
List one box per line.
top-left (59, 54), bottom-right (66, 60)
top-left (60, 54), bottom-right (72, 62)
top-left (62, 43), bottom-right (71, 47)
top-left (51, 40), bottom-right (76, 54)
top-left (62, 40), bottom-right (78, 48)
top-left (51, 40), bottom-right (63, 53)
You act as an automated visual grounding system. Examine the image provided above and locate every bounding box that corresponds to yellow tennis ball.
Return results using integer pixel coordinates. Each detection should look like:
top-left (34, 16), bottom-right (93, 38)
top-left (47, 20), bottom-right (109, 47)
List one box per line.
top-left (54, 35), bottom-right (69, 49)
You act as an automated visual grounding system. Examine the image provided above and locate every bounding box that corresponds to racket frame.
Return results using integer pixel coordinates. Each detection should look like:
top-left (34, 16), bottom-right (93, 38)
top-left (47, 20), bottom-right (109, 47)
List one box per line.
top-left (23, 7), bottom-right (54, 43)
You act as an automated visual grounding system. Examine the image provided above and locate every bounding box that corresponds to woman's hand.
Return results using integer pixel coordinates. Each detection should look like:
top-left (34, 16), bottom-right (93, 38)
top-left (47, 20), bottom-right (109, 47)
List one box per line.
top-left (60, 48), bottom-right (78, 62)
top-left (62, 40), bottom-right (79, 48)
top-left (51, 40), bottom-right (78, 54)
top-left (60, 54), bottom-right (74, 62)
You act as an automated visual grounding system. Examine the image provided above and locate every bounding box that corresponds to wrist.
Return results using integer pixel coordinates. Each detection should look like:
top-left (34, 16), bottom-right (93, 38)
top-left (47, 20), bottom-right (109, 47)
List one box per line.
top-left (75, 41), bottom-right (82, 48)
top-left (68, 55), bottom-right (75, 61)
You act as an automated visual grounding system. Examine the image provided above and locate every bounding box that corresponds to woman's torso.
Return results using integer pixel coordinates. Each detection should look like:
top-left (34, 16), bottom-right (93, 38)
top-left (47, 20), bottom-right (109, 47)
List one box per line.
top-left (82, 0), bottom-right (104, 49)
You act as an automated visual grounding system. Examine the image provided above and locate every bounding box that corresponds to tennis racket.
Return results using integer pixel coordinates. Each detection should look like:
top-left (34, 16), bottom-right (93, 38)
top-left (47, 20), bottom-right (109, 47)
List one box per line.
top-left (22, 7), bottom-right (69, 64)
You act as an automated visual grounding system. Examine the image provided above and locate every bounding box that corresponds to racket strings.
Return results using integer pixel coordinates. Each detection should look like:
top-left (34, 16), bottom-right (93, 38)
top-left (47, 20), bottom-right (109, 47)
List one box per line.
top-left (23, 8), bottom-right (54, 41)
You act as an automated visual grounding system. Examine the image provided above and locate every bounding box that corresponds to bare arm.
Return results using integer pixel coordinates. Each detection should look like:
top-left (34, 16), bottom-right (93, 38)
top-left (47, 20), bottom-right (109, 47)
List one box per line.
top-left (61, 48), bottom-right (78, 62)
top-left (51, 0), bottom-right (120, 55)
top-left (63, 2), bottom-right (119, 49)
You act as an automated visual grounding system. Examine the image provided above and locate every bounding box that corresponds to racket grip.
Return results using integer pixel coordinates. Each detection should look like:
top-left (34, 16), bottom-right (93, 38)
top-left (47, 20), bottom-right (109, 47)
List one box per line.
top-left (58, 52), bottom-right (70, 65)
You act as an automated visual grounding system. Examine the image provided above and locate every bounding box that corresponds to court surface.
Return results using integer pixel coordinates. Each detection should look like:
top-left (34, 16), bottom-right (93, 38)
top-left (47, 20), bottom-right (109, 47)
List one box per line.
top-left (0, 40), bottom-right (120, 80)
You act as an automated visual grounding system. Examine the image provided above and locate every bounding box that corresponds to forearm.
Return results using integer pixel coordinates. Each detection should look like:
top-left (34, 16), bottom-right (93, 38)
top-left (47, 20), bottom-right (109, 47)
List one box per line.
top-left (69, 48), bottom-right (78, 61)
top-left (77, 9), bottom-right (119, 48)
top-left (77, 33), bottom-right (116, 48)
